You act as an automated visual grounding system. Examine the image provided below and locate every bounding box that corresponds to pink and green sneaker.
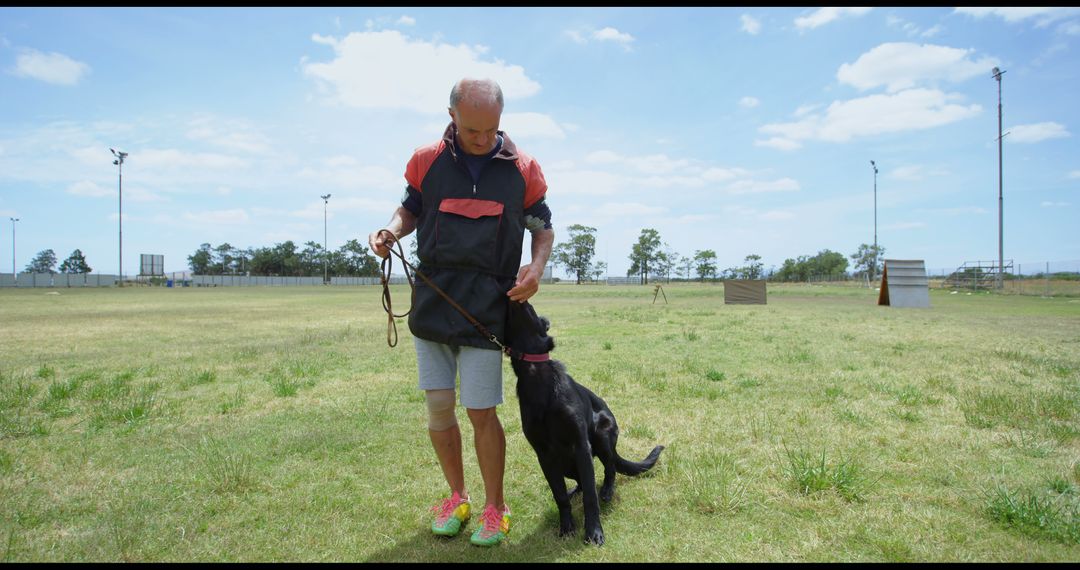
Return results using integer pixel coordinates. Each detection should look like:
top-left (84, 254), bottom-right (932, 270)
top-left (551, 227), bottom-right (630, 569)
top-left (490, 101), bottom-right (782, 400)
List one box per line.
top-left (469, 504), bottom-right (511, 547)
top-left (431, 491), bottom-right (471, 537)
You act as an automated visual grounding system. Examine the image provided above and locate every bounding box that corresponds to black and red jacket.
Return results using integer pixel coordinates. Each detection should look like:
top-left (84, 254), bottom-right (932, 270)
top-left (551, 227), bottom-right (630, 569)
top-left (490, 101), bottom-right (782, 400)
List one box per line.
top-left (404, 123), bottom-right (548, 349)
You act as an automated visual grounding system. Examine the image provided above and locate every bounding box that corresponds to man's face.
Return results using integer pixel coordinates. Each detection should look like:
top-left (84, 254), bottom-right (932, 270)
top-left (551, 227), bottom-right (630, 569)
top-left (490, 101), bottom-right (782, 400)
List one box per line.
top-left (449, 101), bottom-right (501, 156)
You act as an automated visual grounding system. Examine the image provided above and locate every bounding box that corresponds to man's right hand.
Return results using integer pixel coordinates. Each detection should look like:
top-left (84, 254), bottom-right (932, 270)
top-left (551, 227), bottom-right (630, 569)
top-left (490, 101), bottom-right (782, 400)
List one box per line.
top-left (369, 229), bottom-right (395, 259)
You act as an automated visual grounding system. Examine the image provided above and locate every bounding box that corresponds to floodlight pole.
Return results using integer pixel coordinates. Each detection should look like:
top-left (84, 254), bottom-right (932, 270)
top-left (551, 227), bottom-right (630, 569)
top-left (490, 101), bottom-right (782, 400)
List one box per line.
top-left (992, 67), bottom-right (1006, 290)
top-left (10, 217), bottom-right (18, 277)
top-left (321, 193), bottom-right (331, 284)
top-left (111, 148), bottom-right (128, 287)
top-left (870, 160), bottom-right (878, 284)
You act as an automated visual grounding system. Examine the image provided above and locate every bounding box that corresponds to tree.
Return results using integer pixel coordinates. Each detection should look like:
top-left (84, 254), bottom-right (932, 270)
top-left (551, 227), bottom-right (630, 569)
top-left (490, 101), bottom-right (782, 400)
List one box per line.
top-left (693, 249), bottom-right (718, 281)
top-left (188, 243), bottom-right (213, 274)
top-left (59, 249), bottom-right (92, 274)
top-left (773, 249), bottom-right (850, 282)
top-left (338, 238), bottom-right (380, 277)
top-left (299, 241), bottom-right (324, 276)
top-left (590, 261), bottom-right (607, 283)
top-left (655, 244), bottom-right (678, 282)
top-left (552, 224), bottom-right (598, 284)
top-left (25, 249), bottom-right (58, 274)
top-left (214, 242), bottom-right (236, 275)
top-left (851, 243), bottom-right (885, 282)
top-left (679, 255), bottom-right (694, 281)
top-left (627, 228), bottom-right (662, 285)
top-left (741, 254), bottom-right (764, 279)
top-left (810, 250), bottom-right (848, 277)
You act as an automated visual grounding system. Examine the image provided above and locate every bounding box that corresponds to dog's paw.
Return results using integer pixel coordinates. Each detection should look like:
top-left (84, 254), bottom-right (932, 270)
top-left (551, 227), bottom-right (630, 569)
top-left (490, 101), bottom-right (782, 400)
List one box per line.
top-left (584, 527), bottom-right (605, 546)
top-left (558, 523), bottom-right (576, 538)
top-left (599, 486), bottom-right (614, 503)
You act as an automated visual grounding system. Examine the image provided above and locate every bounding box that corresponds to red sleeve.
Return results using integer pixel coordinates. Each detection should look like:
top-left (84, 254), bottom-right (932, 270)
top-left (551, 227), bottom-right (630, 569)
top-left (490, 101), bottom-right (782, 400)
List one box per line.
top-left (516, 152), bottom-right (548, 209)
top-left (404, 141), bottom-right (444, 192)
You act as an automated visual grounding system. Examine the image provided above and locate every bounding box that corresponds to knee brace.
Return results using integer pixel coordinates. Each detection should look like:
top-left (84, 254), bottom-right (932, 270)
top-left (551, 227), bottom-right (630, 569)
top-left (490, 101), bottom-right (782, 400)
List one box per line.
top-left (425, 389), bottom-right (458, 431)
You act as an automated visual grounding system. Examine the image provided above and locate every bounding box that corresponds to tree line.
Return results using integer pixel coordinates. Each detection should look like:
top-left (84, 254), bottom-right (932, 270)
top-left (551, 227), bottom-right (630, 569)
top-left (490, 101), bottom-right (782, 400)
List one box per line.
top-left (551, 225), bottom-right (885, 284)
top-left (21, 230), bottom-right (883, 284)
top-left (17, 249), bottom-right (92, 274)
top-left (187, 240), bottom-right (380, 277)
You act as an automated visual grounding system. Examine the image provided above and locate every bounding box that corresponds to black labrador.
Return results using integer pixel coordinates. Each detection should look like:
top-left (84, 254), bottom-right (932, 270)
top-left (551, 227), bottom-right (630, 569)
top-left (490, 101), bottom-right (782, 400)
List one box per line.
top-left (504, 300), bottom-right (664, 546)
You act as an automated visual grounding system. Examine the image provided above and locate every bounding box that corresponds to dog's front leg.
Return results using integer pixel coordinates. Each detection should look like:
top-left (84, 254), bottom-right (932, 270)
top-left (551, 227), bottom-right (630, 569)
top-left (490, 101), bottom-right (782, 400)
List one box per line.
top-left (538, 458), bottom-right (576, 538)
top-left (574, 439), bottom-right (605, 546)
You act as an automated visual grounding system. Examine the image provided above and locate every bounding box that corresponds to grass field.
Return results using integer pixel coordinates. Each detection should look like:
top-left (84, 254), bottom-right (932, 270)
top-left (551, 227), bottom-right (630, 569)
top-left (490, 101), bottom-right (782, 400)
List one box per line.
top-left (1, 283), bottom-right (1078, 562)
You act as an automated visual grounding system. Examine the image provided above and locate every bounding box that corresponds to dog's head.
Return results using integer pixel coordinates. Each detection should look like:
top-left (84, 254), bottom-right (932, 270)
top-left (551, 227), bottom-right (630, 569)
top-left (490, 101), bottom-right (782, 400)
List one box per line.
top-left (505, 300), bottom-right (555, 357)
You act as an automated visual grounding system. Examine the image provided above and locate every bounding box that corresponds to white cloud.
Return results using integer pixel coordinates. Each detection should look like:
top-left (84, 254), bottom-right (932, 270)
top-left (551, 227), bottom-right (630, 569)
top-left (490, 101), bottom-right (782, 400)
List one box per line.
top-left (297, 162), bottom-right (400, 190)
top-left (837, 43), bottom-right (999, 93)
top-left (397, 16), bottom-right (416, 26)
top-left (585, 150), bottom-right (623, 165)
top-left (564, 30), bottom-right (587, 45)
top-left (754, 137), bottom-right (802, 151)
top-left (891, 164), bottom-right (949, 181)
top-left (927, 206), bottom-right (988, 216)
top-left (886, 15), bottom-right (943, 38)
top-left (741, 14), bottom-right (761, 35)
top-left (759, 210), bottom-right (795, 221)
top-left (501, 112), bottom-right (566, 140)
top-left (727, 177), bottom-right (800, 194)
top-left (759, 88), bottom-right (982, 146)
top-left (67, 180), bottom-right (113, 198)
top-left (884, 221), bottom-right (927, 230)
top-left (136, 148), bottom-right (249, 170)
top-left (564, 27), bottom-right (635, 50)
top-left (185, 115), bottom-right (274, 154)
top-left (635, 154), bottom-right (691, 175)
top-left (794, 7), bottom-right (872, 30)
top-left (1007, 122), bottom-right (1071, 143)
top-left (303, 30), bottom-right (541, 113)
top-left (1069, 170), bottom-right (1080, 179)
top-left (739, 96), bottom-right (760, 108)
top-left (11, 48), bottom-right (90, 86)
top-left (599, 202), bottom-right (666, 217)
top-left (1041, 201), bottom-right (1070, 207)
top-left (184, 209), bottom-right (250, 225)
top-left (592, 27), bottom-right (635, 49)
top-left (954, 7), bottom-right (1079, 26)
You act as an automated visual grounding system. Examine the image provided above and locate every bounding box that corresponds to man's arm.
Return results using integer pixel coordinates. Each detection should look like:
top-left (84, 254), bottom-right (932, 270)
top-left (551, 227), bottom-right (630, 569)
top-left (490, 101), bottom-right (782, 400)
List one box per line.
top-left (368, 206), bottom-right (418, 258)
top-left (508, 227), bottom-right (554, 303)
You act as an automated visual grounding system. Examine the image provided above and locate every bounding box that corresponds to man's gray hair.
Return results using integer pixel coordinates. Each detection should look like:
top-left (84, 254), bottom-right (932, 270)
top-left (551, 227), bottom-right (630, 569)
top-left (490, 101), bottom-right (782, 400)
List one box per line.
top-left (449, 78), bottom-right (504, 111)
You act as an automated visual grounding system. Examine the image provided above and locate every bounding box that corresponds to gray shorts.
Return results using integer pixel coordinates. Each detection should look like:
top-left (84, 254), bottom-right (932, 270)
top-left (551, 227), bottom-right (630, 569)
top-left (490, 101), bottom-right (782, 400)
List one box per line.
top-left (413, 336), bottom-right (503, 409)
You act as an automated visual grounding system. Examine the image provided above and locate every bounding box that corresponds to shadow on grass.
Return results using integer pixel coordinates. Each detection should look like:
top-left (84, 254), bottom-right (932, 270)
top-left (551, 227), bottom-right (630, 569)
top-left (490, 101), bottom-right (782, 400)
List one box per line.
top-left (362, 488), bottom-right (635, 562)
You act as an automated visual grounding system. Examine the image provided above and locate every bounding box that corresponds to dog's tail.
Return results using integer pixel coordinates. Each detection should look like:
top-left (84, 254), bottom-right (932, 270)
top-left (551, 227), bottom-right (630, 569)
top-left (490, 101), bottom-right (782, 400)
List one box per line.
top-left (615, 445), bottom-right (665, 476)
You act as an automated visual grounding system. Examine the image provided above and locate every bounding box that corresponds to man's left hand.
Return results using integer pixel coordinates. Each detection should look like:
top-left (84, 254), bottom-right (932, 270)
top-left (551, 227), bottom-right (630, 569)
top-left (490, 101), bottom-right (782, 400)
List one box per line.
top-left (507, 265), bottom-right (540, 303)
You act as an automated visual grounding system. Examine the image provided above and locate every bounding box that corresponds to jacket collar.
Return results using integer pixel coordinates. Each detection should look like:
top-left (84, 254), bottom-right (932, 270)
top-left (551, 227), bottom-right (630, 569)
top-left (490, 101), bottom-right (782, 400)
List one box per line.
top-left (442, 122), bottom-right (518, 162)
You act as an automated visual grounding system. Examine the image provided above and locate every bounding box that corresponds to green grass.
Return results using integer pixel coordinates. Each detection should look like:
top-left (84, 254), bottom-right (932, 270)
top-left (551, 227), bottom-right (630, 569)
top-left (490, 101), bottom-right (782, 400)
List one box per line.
top-left (1, 283), bottom-right (1079, 561)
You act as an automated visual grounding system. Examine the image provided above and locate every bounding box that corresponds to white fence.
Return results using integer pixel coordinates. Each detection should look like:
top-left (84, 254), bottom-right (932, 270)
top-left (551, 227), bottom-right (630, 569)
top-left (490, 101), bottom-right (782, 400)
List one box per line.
top-left (0, 273), bottom-right (119, 288)
top-left (184, 275), bottom-right (410, 287)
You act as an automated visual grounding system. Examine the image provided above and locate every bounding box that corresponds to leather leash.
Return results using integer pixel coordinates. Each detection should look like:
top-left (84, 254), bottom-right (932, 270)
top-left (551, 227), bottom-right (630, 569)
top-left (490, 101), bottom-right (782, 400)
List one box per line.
top-left (377, 229), bottom-right (536, 360)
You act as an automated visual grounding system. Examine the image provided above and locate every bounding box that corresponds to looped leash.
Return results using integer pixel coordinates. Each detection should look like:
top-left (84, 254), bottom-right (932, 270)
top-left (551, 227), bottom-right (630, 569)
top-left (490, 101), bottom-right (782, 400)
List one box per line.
top-left (377, 230), bottom-right (414, 347)
top-left (377, 229), bottom-right (509, 354)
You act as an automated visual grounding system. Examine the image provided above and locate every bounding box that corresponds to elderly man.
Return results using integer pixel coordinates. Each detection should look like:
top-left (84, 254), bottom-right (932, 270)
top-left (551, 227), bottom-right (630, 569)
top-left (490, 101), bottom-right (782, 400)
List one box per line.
top-left (369, 77), bottom-right (554, 546)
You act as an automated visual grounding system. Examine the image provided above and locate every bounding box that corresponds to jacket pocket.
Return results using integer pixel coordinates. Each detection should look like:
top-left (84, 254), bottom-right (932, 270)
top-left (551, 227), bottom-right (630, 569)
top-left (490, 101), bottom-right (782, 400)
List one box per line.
top-left (434, 198), bottom-right (503, 270)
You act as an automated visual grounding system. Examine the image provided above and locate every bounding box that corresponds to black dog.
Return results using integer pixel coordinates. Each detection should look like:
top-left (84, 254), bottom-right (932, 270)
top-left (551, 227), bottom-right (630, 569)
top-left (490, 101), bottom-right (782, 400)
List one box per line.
top-left (504, 300), bottom-right (664, 546)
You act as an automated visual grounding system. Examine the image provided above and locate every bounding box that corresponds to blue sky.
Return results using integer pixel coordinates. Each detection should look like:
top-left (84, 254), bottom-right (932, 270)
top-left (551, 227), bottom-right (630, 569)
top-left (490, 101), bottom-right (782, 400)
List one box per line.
top-left (2, 7), bottom-right (1078, 278)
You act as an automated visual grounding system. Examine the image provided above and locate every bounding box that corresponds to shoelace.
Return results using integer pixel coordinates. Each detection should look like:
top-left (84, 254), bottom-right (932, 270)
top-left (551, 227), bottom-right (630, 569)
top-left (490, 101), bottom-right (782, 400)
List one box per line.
top-left (432, 492), bottom-right (464, 522)
top-left (476, 505), bottom-right (504, 536)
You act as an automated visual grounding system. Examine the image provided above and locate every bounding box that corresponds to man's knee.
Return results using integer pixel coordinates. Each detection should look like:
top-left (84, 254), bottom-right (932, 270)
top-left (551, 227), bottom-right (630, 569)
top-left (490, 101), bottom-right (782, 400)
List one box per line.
top-left (466, 406), bottom-right (499, 429)
top-left (425, 389), bottom-right (457, 431)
